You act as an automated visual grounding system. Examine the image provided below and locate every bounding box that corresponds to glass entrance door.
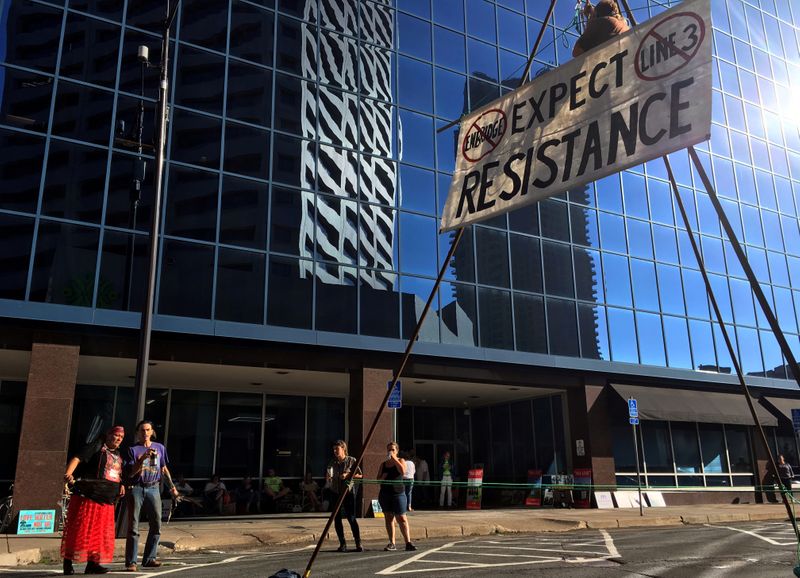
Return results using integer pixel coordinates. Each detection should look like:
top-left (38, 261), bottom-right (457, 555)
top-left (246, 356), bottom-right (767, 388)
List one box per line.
top-left (413, 441), bottom-right (455, 508)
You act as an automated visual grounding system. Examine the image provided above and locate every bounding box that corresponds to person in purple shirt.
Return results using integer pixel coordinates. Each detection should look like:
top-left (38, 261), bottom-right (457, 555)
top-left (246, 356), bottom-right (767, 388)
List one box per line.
top-left (124, 420), bottom-right (178, 571)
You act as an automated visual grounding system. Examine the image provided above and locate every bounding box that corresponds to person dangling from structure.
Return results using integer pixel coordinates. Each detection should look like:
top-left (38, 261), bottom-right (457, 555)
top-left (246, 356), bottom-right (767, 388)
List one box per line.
top-left (572, 0), bottom-right (630, 57)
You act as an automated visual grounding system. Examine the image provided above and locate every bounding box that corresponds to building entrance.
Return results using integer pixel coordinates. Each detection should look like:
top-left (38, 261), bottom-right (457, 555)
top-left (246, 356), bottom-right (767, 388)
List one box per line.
top-left (414, 441), bottom-right (455, 508)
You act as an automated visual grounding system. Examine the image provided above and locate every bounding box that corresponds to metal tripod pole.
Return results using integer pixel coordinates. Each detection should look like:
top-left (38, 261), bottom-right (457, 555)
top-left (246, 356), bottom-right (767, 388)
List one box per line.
top-left (302, 4), bottom-right (559, 575)
top-left (301, 228), bottom-right (465, 578)
top-left (616, 0), bottom-right (800, 543)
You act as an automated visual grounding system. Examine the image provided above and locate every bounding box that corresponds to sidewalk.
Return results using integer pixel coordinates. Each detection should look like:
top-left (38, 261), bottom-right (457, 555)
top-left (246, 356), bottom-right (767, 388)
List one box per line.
top-left (0, 503), bottom-right (791, 566)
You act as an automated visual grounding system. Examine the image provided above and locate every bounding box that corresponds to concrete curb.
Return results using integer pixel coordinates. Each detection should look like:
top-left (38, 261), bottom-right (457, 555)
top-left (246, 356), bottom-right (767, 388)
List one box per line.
top-left (585, 519), bottom-right (620, 529)
top-left (749, 512), bottom-right (789, 522)
top-left (461, 523), bottom-right (496, 536)
top-left (616, 516), bottom-right (682, 528)
top-left (0, 507), bottom-right (794, 567)
top-left (496, 519), bottom-right (586, 533)
top-left (0, 549), bottom-right (41, 566)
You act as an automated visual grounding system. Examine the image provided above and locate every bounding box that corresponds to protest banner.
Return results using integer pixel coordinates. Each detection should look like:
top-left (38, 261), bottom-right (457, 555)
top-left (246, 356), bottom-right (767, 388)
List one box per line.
top-left (441, 0), bottom-right (711, 232)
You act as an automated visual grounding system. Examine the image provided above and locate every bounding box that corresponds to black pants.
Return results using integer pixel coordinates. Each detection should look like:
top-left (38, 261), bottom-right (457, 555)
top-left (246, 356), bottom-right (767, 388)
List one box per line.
top-left (332, 490), bottom-right (360, 546)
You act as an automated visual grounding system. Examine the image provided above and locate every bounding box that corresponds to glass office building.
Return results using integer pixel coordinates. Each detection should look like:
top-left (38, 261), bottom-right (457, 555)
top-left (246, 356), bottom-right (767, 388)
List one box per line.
top-left (2, 0), bottom-right (800, 510)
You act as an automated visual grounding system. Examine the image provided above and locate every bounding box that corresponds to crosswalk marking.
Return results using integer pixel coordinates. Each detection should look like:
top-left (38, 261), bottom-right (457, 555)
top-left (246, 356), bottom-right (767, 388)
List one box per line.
top-left (376, 532), bottom-right (620, 575)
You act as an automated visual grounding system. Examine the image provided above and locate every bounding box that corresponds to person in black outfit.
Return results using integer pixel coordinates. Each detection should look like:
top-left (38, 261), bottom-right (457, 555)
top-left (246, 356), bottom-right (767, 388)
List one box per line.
top-left (377, 442), bottom-right (416, 552)
top-left (327, 440), bottom-right (363, 552)
top-left (61, 425), bottom-right (126, 575)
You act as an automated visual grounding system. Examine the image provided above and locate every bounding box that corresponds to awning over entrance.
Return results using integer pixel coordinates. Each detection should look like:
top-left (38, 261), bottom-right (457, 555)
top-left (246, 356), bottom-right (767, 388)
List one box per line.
top-left (610, 384), bottom-right (777, 426)
top-left (760, 396), bottom-right (800, 425)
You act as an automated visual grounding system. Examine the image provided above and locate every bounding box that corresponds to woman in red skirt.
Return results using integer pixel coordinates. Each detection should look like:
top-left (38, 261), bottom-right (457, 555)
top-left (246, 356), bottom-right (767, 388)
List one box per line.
top-left (61, 426), bottom-right (125, 575)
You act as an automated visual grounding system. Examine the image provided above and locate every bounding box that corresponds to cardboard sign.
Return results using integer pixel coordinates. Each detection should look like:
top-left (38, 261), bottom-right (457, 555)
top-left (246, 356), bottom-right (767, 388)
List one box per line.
top-left (466, 468), bottom-right (484, 510)
top-left (613, 491), bottom-right (633, 508)
top-left (525, 469), bottom-right (543, 506)
top-left (595, 491), bottom-right (615, 509)
top-left (627, 491), bottom-right (648, 508)
top-left (441, 0), bottom-right (712, 232)
top-left (17, 509), bottom-right (56, 534)
top-left (646, 491), bottom-right (667, 507)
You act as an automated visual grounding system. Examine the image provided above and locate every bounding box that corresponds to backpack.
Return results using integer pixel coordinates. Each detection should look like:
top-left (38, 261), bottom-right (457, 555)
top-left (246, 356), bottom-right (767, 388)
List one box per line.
top-left (269, 570), bottom-right (301, 578)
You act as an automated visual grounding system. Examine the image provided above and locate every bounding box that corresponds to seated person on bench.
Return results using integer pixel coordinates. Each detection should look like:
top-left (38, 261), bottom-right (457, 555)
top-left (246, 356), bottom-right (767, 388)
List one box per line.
top-left (261, 468), bottom-right (291, 513)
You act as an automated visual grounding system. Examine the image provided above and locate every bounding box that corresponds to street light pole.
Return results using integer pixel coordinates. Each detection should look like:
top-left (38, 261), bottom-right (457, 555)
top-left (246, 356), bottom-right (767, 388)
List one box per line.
top-left (132, 0), bottom-right (179, 423)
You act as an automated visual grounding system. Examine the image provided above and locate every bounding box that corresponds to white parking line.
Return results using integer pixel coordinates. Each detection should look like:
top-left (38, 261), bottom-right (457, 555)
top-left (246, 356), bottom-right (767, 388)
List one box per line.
top-left (376, 541), bottom-right (454, 575)
top-left (704, 523), bottom-right (798, 546)
top-left (376, 531), bottom-right (621, 575)
top-left (463, 545), bottom-right (609, 555)
top-left (445, 550), bottom-right (576, 559)
top-left (133, 555), bottom-right (249, 576)
top-left (601, 529), bottom-right (620, 558)
top-left (0, 570), bottom-right (61, 575)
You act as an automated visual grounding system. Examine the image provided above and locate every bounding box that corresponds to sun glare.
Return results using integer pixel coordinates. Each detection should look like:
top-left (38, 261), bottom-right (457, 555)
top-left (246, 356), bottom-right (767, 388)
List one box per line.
top-left (784, 84), bottom-right (800, 128)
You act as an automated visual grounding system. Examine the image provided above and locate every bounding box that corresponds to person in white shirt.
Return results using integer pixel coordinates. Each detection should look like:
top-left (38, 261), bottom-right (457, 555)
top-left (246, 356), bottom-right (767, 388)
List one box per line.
top-left (439, 451), bottom-right (454, 507)
top-left (401, 452), bottom-right (416, 512)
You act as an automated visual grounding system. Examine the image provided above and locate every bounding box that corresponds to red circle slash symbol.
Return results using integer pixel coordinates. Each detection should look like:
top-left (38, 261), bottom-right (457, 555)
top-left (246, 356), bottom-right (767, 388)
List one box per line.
top-left (634, 11), bottom-right (705, 81)
top-left (462, 109), bottom-right (507, 163)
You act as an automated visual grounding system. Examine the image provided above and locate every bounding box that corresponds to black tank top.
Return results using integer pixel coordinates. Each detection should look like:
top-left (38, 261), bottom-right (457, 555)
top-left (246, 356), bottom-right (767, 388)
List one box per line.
top-left (379, 462), bottom-right (404, 495)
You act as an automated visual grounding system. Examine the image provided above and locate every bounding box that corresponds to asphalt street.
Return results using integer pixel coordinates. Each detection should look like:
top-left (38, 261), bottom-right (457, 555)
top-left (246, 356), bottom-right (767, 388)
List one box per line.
top-left (2, 521), bottom-right (798, 577)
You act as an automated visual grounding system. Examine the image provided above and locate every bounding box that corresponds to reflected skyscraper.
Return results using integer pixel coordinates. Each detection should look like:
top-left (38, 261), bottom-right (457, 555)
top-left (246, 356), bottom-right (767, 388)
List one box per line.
top-left (445, 73), bottom-right (601, 355)
top-left (299, 0), bottom-right (398, 291)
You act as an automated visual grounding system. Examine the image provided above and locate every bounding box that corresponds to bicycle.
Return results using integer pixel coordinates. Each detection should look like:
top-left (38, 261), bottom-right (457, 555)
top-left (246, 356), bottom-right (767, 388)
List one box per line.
top-left (0, 483), bottom-right (14, 534)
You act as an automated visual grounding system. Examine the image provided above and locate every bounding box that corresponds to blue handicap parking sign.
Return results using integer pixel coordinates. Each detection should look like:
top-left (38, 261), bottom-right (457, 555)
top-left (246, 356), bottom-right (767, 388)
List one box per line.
top-left (628, 398), bottom-right (638, 418)
top-left (387, 380), bottom-right (402, 409)
top-left (629, 417), bottom-right (639, 426)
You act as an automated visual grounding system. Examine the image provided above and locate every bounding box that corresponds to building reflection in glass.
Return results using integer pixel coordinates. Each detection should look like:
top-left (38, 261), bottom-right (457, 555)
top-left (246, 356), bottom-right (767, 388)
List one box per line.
top-left (299, 0), bottom-right (398, 292)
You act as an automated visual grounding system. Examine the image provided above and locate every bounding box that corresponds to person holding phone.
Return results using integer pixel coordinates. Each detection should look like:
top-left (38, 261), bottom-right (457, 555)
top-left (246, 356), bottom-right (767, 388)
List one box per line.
top-left (377, 442), bottom-right (416, 552)
top-left (124, 420), bottom-right (178, 572)
top-left (327, 440), bottom-right (362, 552)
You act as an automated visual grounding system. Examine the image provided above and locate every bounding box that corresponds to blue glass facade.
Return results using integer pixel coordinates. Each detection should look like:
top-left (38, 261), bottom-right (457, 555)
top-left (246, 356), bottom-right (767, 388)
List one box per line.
top-left (0, 0), bottom-right (799, 385)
